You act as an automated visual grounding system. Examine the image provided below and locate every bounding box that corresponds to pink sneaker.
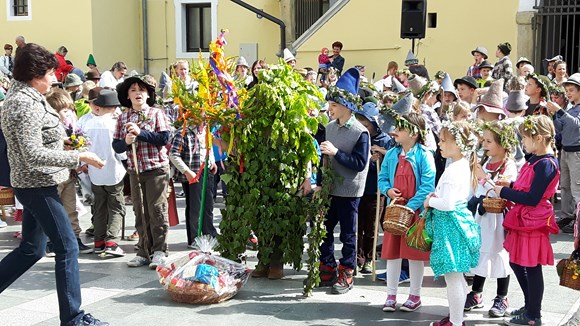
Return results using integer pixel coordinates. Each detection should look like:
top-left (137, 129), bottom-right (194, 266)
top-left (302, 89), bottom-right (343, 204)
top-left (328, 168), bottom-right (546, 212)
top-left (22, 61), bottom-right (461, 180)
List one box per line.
top-left (382, 295), bottom-right (397, 312)
top-left (400, 295), bottom-right (422, 312)
top-left (429, 316), bottom-right (465, 326)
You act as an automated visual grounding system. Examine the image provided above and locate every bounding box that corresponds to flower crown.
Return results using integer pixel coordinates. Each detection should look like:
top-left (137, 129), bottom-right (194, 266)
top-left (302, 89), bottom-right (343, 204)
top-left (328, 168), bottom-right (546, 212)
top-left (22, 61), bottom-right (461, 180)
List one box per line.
top-left (522, 116), bottom-right (538, 135)
top-left (441, 120), bottom-right (478, 158)
top-left (478, 120), bottom-right (519, 154)
top-left (326, 85), bottom-right (362, 108)
top-left (381, 104), bottom-right (428, 140)
top-left (417, 80), bottom-right (440, 99)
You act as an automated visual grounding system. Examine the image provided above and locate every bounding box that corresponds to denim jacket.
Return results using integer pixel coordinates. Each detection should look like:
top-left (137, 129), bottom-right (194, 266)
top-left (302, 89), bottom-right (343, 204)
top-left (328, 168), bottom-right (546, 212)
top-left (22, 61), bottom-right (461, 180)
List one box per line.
top-left (378, 142), bottom-right (436, 212)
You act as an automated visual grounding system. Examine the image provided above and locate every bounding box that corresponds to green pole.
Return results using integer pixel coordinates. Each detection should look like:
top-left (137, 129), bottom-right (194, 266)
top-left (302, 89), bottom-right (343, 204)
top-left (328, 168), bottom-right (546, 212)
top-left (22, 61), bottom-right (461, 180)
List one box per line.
top-left (198, 153), bottom-right (210, 237)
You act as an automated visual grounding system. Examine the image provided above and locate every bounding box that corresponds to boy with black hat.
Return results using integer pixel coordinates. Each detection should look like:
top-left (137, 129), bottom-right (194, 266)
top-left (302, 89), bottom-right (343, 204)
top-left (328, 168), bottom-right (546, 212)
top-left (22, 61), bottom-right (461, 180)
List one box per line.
top-left (113, 76), bottom-right (171, 269)
top-left (314, 67), bottom-right (370, 294)
top-left (492, 42), bottom-right (514, 87)
top-left (84, 90), bottom-right (127, 256)
top-left (477, 60), bottom-right (494, 88)
top-left (454, 76), bottom-right (479, 105)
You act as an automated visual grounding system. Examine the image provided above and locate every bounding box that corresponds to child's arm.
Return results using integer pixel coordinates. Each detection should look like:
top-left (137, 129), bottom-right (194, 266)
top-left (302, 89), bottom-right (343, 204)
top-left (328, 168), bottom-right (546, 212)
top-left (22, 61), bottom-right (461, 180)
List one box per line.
top-left (377, 152), bottom-right (393, 196)
top-left (498, 159), bottom-right (558, 206)
top-left (407, 152), bottom-right (436, 211)
top-left (428, 181), bottom-right (462, 211)
top-left (168, 132), bottom-right (196, 183)
top-left (112, 117), bottom-right (129, 154)
top-left (135, 110), bottom-right (171, 146)
top-left (322, 133), bottom-right (369, 172)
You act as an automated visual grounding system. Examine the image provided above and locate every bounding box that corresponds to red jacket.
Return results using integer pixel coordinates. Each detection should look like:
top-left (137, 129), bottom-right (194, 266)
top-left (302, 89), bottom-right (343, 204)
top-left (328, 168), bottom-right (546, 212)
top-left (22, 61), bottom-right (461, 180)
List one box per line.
top-left (55, 53), bottom-right (73, 82)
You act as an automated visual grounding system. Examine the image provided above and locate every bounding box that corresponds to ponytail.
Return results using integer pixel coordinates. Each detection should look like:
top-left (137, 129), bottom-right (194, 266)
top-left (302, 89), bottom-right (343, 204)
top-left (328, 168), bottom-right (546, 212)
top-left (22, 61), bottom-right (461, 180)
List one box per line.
top-left (470, 152), bottom-right (479, 191)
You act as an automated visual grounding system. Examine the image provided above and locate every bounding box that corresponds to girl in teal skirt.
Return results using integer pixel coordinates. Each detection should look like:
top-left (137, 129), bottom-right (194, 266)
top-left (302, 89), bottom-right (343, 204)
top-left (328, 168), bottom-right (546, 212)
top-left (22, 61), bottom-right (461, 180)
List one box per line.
top-left (425, 120), bottom-right (482, 326)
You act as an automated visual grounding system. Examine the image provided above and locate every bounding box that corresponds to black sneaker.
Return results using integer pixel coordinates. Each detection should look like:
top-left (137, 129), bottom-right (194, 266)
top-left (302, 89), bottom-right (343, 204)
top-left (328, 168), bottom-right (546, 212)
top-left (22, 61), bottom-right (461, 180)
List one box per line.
top-left (359, 261), bottom-right (372, 274)
top-left (488, 296), bottom-right (509, 317)
top-left (77, 238), bottom-right (94, 254)
top-left (85, 227), bottom-right (95, 237)
top-left (561, 220), bottom-right (575, 234)
top-left (75, 313), bottom-right (109, 326)
top-left (464, 291), bottom-right (484, 311)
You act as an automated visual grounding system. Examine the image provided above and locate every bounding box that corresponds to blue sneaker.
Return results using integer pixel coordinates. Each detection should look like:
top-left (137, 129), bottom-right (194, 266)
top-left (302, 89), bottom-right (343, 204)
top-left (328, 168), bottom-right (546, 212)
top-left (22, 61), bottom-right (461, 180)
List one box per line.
top-left (376, 272), bottom-right (386, 281)
top-left (504, 313), bottom-right (541, 325)
top-left (399, 270), bottom-right (410, 284)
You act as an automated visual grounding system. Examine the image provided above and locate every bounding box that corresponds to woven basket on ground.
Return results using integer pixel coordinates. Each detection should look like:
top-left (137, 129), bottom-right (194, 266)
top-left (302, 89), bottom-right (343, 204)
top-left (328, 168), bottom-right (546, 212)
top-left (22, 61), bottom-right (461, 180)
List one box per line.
top-left (166, 282), bottom-right (241, 304)
top-left (0, 188), bottom-right (15, 206)
top-left (559, 257), bottom-right (580, 291)
top-left (382, 197), bottom-right (414, 235)
top-left (482, 189), bottom-right (506, 214)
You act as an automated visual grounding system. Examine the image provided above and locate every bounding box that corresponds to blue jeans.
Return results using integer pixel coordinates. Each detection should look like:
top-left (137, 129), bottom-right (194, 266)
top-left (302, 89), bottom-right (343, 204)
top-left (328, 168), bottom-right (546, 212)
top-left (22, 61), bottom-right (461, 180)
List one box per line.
top-left (320, 196), bottom-right (360, 269)
top-left (0, 186), bottom-right (84, 325)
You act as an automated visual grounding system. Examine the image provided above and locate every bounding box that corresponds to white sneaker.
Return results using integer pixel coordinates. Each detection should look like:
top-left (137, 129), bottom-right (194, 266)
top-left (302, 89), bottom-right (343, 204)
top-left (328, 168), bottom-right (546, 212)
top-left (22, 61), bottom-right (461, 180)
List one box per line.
top-left (149, 251), bottom-right (165, 270)
top-left (127, 255), bottom-right (149, 267)
top-left (0, 220), bottom-right (7, 228)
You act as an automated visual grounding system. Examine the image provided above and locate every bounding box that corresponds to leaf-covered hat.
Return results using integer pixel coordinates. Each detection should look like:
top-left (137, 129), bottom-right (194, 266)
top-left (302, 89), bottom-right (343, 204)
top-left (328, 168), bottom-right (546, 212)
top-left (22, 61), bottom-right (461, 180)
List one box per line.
top-left (526, 73), bottom-right (551, 98)
top-left (404, 49), bottom-right (418, 66)
top-left (379, 93), bottom-right (413, 134)
top-left (325, 67), bottom-right (362, 111)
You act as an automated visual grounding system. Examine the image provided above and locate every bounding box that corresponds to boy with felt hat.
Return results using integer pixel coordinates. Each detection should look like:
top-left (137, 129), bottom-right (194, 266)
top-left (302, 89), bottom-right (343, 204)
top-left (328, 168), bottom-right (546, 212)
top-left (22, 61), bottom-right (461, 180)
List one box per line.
top-left (454, 76), bottom-right (478, 105)
top-left (467, 46), bottom-right (488, 79)
top-left (524, 73), bottom-right (551, 116)
top-left (313, 67), bottom-right (370, 294)
top-left (112, 76), bottom-right (171, 269)
top-left (492, 42), bottom-right (514, 88)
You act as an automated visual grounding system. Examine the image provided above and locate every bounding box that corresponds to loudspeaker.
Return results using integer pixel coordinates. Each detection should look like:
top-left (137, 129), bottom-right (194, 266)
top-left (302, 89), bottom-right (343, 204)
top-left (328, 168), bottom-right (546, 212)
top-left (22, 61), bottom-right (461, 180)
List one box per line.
top-left (400, 0), bottom-right (427, 39)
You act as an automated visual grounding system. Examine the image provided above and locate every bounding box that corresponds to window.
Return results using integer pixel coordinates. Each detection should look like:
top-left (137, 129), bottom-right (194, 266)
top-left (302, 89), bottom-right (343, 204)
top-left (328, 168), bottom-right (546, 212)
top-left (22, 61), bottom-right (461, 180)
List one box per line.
top-left (13, 0), bottom-right (27, 16)
top-left (185, 3), bottom-right (211, 52)
top-left (6, 0), bottom-right (31, 21)
top-left (175, 0), bottom-right (217, 58)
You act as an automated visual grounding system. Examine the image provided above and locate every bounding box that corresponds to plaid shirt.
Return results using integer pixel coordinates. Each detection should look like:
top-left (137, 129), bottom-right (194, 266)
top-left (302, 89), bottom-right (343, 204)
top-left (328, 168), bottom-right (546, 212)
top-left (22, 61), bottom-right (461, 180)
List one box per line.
top-left (114, 106), bottom-right (170, 173)
top-left (467, 64), bottom-right (481, 79)
top-left (492, 56), bottom-right (514, 85)
top-left (420, 104), bottom-right (442, 136)
top-left (169, 126), bottom-right (214, 183)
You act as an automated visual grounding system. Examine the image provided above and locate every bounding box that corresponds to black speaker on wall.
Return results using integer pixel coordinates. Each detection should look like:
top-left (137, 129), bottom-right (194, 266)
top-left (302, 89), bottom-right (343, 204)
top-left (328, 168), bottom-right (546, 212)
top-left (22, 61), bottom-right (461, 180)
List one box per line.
top-left (400, 0), bottom-right (427, 39)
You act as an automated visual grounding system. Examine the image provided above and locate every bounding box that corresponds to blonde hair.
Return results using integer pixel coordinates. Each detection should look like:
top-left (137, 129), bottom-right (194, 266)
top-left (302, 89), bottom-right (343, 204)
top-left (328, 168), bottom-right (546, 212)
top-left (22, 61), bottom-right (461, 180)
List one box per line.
top-left (440, 120), bottom-right (479, 190)
top-left (46, 88), bottom-right (74, 112)
top-left (452, 101), bottom-right (471, 120)
top-left (519, 115), bottom-right (556, 148)
top-left (80, 81), bottom-right (96, 99)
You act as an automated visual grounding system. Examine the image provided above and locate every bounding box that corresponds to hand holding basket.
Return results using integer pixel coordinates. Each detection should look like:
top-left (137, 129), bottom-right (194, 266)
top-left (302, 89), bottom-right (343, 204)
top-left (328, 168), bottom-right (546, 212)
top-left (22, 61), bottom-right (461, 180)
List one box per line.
top-left (382, 197), bottom-right (414, 235)
top-left (482, 189), bottom-right (507, 214)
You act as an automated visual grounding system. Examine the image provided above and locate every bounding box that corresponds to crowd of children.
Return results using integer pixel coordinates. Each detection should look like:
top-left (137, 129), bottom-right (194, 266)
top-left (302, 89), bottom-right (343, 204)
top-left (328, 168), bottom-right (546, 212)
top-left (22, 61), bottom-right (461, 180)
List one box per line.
top-left (1, 39), bottom-right (579, 326)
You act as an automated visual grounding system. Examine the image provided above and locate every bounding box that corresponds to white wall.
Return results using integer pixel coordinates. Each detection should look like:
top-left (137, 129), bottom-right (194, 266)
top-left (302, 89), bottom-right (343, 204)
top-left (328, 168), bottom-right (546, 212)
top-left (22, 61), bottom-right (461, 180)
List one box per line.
top-left (519, 0), bottom-right (536, 11)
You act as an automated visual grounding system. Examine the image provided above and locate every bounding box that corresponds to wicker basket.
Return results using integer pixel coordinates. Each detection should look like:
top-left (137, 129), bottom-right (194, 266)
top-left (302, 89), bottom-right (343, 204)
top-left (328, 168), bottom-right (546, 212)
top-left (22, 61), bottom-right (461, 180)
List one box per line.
top-left (0, 188), bottom-right (15, 206)
top-left (383, 197), bottom-right (415, 235)
top-left (482, 189), bottom-right (506, 214)
top-left (559, 257), bottom-right (580, 291)
top-left (166, 282), bottom-right (240, 304)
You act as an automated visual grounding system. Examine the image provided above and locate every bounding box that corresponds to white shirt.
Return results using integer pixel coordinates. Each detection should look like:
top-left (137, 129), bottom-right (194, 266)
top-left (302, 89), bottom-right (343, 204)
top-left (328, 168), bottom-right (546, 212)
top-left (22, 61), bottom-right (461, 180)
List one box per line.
top-left (84, 113), bottom-right (126, 185)
top-left (429, 158), bottom-right (472, 211)
top-left (98, 70), bottom-right (123, 88)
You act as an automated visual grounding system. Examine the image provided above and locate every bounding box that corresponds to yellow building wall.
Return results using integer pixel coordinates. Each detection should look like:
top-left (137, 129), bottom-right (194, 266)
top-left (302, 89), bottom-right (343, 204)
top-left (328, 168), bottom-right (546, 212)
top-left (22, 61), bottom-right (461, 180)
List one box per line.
top-left (91, 0), bottom-right (143, 74)
top-left (296, 0), bottom-right (519, 82)
top-left (0, 0), bottom-right (92, 71)
top-left (145, 0), bottom-right (282, 82)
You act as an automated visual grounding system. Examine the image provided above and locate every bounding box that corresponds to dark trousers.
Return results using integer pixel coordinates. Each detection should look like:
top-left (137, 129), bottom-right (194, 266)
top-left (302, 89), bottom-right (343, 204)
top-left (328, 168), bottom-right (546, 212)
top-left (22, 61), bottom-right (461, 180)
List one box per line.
top-left (91, 180), bottom-right (125, 243)
top-left (357, 194), bottom-right (384, 266)
top-left (130, 167), bottom-right (170, 257)
top-left (510, 262), bottom-right (544, 319)
top-left (320, 196), bottom-right (360, 270)
top-left (257, 235), bottom-right (283, 268)
top-left (182, 173), bottom-right (217, 245)
top-left (0, 187), bottom-right (84, 325)
top-left (213, 161), bottom-right (228, 199)
top-left (472, 275), bottom-right (510, 297)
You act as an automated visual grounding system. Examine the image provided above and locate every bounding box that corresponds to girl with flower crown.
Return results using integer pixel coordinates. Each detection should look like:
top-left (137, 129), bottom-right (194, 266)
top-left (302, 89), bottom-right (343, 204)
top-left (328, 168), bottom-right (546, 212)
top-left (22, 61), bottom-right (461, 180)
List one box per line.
top-left (493, 115), bottom-right (560, 326)
top-left (464, 121), bottom-right (519, 317)
top-left (378, 112), bottom-right (435, 313)
top-left (424, 120), bottom-right (481, 326)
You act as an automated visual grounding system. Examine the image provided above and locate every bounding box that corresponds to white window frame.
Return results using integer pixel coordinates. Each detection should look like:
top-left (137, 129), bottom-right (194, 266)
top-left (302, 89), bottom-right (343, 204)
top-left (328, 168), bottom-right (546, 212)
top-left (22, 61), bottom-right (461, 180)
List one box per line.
top-left (6, 0), bottom-right (32, 21)
top-left (174, 0), bottom-right (218, 59)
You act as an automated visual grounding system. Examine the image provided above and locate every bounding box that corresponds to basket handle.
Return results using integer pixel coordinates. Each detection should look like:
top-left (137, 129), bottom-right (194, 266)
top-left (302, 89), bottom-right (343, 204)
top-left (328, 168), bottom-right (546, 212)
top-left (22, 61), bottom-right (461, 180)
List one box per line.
top-left (389, 196), bottom-right (401, 206)
top-left (485, 188), bottom-right (496, 199)
top-left (421, 207), bottom-right (430, 218)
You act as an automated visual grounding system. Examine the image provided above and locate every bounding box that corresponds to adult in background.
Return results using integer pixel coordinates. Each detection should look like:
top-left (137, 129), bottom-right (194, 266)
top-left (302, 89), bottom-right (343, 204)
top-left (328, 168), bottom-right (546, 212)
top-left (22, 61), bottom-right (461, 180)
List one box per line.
top-left (492, 42), bottom-right (514, 87)
top-left (0, 44), bottom-right (14, 78)
top-left (14, 35), bottom-right (26, 56)
top-left (329, 41), bottom-right (345, 76)
top-left (98, 61), bottom-right (127, 88)
top-left (0, 43), bottom-right (108, 326)
top-left (55, 46), bottom-right (73, 83)
top-left (544, 55), bottom-right (563, 80)
top-left (467, 46), bottom-right (488, 79)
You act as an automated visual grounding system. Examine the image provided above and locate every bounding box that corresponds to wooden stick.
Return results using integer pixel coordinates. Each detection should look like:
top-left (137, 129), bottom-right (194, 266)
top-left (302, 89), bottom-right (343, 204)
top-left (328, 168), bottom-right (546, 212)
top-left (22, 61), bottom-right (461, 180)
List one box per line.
top-left (371, 158), bottom-right (381, 281)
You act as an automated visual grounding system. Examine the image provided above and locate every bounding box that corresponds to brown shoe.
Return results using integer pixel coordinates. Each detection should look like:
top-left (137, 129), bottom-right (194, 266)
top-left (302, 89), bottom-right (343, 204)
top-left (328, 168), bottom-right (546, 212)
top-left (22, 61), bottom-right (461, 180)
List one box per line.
top-left (127, 231), bottom-right (139, 241)
top-left (252, 264), bottom-right (269, 278)
top-left (268, 266), bottom-right (284, 280)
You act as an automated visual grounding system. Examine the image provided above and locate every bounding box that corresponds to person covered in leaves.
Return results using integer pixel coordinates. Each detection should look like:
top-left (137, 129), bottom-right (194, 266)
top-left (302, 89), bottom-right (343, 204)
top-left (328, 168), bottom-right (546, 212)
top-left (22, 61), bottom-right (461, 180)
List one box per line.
top-left (314, 67), bottom-right (370, 294)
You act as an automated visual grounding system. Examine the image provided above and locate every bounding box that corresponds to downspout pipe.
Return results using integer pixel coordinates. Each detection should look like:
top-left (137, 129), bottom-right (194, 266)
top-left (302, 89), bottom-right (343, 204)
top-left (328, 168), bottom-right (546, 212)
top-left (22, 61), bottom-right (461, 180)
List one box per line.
top-left (142, 0), bottom-right (149, 74)
top-left (230, 0), bottom-right (286, 54)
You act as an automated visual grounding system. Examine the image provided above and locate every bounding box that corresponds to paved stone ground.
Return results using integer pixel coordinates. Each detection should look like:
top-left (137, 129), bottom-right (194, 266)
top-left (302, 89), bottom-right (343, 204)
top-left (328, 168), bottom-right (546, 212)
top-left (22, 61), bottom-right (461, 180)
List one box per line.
top-left (0, 187), bottom-right (579, 325)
